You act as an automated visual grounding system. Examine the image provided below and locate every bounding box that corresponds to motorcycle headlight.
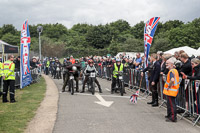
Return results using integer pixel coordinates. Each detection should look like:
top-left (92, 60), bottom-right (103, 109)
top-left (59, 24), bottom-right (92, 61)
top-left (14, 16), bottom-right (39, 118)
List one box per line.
top-left (72, 66), bottom-right (77, 71)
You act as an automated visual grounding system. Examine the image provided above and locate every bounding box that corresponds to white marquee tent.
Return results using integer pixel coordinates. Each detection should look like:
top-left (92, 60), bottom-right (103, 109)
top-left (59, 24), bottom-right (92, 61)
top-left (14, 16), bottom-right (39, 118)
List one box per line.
top-left (164, 46), bottom-right (200, 57)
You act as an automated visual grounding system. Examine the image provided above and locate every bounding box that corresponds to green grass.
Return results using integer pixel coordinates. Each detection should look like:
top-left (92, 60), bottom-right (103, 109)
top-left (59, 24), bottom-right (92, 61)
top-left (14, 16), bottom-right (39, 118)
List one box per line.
top-left (0, 77), bottom-right (46, 133)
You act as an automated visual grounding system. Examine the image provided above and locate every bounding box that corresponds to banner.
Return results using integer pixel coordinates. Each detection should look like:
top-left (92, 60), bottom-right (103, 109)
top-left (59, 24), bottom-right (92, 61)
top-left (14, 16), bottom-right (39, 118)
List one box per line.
top-left (20, 20), bottom-right (32, 88)
top-left (144, 17), bottom-right (160, 92)
top-left (144, 17), bottom-right (160, 67)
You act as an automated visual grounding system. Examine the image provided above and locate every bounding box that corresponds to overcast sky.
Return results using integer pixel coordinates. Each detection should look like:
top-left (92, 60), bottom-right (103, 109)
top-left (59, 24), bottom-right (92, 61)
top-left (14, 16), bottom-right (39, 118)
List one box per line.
top-left (0, 0), bottom-right (200, 30)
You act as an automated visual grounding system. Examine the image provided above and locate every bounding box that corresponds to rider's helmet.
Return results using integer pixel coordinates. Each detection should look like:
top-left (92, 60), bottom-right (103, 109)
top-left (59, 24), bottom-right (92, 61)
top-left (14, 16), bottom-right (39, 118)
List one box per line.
top-left (116, 58), bottom-right (121, 65)
top-left (75, 59), bottom-right (79, 63)
top-left (88, 59), bottom-right (94, 64)
top-left (116, 58), bottom-right (121, 62)
top-left (66, 57), bottom-right (70, 60)
top-left (72, 66), bottom-right (77, 71)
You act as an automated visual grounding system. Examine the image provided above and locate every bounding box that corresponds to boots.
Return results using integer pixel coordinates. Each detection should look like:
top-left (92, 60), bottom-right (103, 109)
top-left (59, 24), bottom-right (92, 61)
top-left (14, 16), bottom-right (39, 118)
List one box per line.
top-left (99, 87), bottom-right (102, 93)
top-left (80, 86), bottom-right (85, 93)
top-left (147, 92), bottom-right (155, 104)
top-left (152, 92), bottom-right (159, 107)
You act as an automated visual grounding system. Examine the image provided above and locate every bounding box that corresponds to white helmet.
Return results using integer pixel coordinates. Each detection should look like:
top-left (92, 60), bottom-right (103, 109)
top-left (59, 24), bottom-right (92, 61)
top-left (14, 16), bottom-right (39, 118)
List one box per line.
top-left (116, 59), bottom-right (121, 62)
top-left (72, 66), bottom-right (77, 71)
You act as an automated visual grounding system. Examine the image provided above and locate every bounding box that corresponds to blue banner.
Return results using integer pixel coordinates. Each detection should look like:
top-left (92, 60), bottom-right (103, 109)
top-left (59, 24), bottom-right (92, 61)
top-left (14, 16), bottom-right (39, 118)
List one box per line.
top-left (20, 20), bottom-right (32, 88)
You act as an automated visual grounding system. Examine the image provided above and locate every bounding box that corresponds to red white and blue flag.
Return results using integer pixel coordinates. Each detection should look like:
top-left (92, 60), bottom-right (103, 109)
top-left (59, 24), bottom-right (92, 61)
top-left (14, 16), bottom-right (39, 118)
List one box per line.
top-left (20, 20), bottom-right (32, 88)
top-left (144, 17), bottom-right (160, 67)
top-left (143, 17), bottom-right (160, 93)
top-left (130, 90), bottom-right (139, 104)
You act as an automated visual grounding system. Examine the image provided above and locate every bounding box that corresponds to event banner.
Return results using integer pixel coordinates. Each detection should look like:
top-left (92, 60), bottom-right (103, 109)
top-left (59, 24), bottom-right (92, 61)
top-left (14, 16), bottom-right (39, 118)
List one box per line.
top-left (20, 20), bottom-right (32, 88)
top-left (144, 17), bottom-right (160, 67)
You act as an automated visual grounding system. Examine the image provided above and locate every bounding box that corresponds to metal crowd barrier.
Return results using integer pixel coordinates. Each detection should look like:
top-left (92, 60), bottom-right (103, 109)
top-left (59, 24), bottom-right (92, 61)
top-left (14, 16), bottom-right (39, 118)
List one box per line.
top-left (96, 66), bottom-right (200, 125)
top-left (13, 68), bottom-right (41, 88)
top-left (159, 74), bottom-right (200, 126)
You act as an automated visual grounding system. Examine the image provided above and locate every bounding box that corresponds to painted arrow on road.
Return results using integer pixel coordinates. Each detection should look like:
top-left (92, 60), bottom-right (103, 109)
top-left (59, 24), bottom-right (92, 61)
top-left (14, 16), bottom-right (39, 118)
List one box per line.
top-left (94, 93), bottom-right (114, 107)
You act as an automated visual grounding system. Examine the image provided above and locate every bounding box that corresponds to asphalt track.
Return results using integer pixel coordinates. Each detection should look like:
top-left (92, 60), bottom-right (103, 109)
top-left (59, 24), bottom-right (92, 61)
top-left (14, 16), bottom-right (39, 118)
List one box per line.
top-left (52, 77), bottom-right (200, 133)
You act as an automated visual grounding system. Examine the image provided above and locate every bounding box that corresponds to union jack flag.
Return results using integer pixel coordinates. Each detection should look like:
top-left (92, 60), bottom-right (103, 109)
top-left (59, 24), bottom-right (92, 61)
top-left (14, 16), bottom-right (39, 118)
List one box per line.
top-left (130, 90), bottom-right (139, 104)
top-left (144, 17), bottom-right (160, 67)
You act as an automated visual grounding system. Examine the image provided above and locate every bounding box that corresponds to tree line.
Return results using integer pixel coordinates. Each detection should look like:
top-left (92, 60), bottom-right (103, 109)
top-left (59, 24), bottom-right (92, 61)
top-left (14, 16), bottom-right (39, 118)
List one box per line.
top-left (0, 18), bottom-right (200, 58)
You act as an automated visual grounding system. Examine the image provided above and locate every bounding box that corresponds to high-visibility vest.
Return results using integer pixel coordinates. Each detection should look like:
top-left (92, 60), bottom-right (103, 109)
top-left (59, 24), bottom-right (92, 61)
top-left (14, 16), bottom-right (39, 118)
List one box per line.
top-left (46, 61), bottom-right (50, 67)
top-left (113, 63), bottom-right (123, 78)
top-left (3, 60), bottom-right (15, 80)
top-left (70, 59), bottom-right (75, 64)
top-left (0, 62), bottom-right (3, 77)
top-left (163, 68), bottom-right (180, 97)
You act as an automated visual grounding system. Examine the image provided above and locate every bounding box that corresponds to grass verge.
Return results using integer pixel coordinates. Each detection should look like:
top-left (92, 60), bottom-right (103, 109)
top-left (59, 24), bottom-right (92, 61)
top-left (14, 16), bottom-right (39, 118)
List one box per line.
top-left (0, 77), bottom-right (46, 133)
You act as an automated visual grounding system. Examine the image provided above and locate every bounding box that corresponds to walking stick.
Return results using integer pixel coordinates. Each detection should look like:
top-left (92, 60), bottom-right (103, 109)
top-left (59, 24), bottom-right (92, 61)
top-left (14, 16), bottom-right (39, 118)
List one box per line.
top-left (137, 74), bottom-right (144, 95)
top-left (130, 74), bottom-right (143, 103)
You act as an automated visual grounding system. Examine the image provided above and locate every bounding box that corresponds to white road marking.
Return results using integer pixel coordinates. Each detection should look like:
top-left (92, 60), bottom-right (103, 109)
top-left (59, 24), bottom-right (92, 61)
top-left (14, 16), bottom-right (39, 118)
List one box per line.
top-left (94, 93), bottom-right (114, 107)
top-left (105, 88), bottom-right (110, 91)
top-left (76, 93), bottom-right (145, 100)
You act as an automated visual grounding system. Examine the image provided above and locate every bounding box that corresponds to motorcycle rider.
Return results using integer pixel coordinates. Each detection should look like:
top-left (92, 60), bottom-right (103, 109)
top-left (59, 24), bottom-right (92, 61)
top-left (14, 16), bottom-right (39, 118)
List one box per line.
top-left (111, 59), bottom-right (125, 94)
top-left (50, 58), bottom-right (55, 77)
top-left (53, 58), bottom-right (62, 79)
top-left (62, 57), bottom-right (72, 92)
top-left (81, 60), bottom-right (102, 93)
top-left (67, 60), bottom-right (81, 92)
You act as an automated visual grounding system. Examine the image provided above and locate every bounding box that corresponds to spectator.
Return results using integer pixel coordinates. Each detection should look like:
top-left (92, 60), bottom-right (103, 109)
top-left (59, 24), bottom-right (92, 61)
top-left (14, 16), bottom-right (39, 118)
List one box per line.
top-left (14, 56), bottom-right (20, 71)
top-left (181, 58), bottom-right (200, 117)
top-left (164, 57), bottom-right (180, 122)
top-left (30, 57), bottom-right (37, 69)
top-left (180, 53), bottom-right (192, 76)
top-left (141, 53), bottom-right (161, 107)
top-left (160, 54), bottom-right (171, 75)
top-left (174, 51), bottom-right (179, 60)
top-left (128, 58), bottom-right (135, 69)
top-left (157, 51), bottom-right (163, 64)
top-left (134, 53), bottom-right (142, 70)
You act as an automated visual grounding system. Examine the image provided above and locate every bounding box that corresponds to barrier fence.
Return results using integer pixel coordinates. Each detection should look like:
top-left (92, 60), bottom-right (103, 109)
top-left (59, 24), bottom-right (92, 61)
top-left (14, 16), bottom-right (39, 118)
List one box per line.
top-left (97, 65), bottom-right (200, 126)
top-left (0, 68), bottom-right (41, 90)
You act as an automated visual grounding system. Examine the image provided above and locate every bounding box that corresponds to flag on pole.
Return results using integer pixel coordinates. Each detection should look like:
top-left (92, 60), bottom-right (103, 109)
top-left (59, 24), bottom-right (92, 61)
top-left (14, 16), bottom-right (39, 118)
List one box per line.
top-left (144, 17), bottom-right (160, 67)
top-left (130, 90), bottom-right (139, 103)
top-left (20, 20), bottom-right (32, 88)
top-left (144, 17), bottom-right (160, 92)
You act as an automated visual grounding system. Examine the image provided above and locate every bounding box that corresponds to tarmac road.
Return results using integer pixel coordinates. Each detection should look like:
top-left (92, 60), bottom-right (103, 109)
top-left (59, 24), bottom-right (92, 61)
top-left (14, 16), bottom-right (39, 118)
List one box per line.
top-left (52, 76), bottom-right (200, 133)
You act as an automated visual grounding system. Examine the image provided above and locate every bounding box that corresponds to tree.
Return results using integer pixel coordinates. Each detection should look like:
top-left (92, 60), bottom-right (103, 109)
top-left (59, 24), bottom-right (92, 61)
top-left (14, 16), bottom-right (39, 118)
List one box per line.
top-left (86, 25), bottom-right (112, 49)
top-left (109, 19), bottom-right (131, 33)
top-left (1, 33), bottom-right (20, 45)
top-left (130, 21), bottom-right (145, 40)
top-left (1, 24), bottom-right (17, 35)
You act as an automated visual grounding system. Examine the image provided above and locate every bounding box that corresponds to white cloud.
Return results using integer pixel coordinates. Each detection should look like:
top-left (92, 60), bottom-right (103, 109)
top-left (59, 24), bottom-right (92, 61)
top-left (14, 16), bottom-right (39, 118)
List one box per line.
top-left (0, 0), bottom-right (200, 30)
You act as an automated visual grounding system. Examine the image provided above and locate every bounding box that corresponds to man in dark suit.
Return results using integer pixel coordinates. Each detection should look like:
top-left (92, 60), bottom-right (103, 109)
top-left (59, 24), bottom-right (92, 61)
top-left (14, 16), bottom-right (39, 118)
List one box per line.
top-left (141, 53), bottom-right (161, 107)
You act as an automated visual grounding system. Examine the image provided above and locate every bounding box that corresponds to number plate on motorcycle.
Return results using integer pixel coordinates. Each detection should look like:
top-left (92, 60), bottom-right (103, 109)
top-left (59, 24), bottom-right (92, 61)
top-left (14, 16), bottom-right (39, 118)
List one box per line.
top-left (56, 68), bottom-right (60, 71)
top-left (119, 76), bottom-right (123, 79)
top-left (90, 73), bottom-right (95, 77)
top-left (70, 76), bottom-right (74, 79)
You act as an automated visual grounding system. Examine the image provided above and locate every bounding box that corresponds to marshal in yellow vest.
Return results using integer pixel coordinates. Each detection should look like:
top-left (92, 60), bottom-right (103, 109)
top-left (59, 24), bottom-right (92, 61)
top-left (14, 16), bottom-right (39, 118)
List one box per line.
top-left (3, 60), bottom-right (15, 80)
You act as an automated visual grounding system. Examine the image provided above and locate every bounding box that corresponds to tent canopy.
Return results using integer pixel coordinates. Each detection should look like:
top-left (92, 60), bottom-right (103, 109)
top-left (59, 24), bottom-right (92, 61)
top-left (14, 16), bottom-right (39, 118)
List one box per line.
top-left (164, 46), bottom-right (200, 57)
top-left (0, 40), bottom-right (19, 54)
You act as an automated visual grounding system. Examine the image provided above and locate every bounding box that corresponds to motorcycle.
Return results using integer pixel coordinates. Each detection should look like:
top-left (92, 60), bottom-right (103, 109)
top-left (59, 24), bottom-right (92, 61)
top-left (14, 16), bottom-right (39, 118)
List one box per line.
top-left (115, 71), bottom-right (125, 96)
top-left (68, 66), bottom-right (77, 95)
top-left (56, 64), bottom-right (62, 79)
top-left (86, 71), bottom-right (96, 95)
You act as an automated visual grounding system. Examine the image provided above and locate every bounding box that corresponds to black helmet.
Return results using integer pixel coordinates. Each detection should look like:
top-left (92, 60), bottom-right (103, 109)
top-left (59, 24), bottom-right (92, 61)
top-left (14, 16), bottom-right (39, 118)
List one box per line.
top-left (67, 57), bottom-right (70, 60)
